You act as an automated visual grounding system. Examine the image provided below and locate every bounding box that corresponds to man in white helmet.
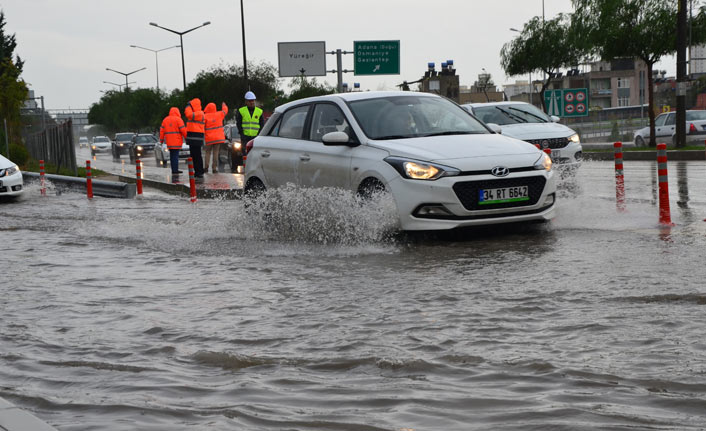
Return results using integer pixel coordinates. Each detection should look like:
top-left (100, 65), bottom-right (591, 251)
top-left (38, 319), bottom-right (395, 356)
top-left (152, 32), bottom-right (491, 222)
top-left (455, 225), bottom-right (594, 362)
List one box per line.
top-left (236, 91), bottom-right (264, 143)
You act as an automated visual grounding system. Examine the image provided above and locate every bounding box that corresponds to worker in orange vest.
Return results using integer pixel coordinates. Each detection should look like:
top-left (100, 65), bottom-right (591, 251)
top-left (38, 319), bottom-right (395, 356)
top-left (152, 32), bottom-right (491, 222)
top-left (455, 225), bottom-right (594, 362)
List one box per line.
top-left (159, 107), bottom-right (187, 174)
top-left (203, 102), bottom-right (228, 174)
top-left (184, 98), bottom-right (205, 178)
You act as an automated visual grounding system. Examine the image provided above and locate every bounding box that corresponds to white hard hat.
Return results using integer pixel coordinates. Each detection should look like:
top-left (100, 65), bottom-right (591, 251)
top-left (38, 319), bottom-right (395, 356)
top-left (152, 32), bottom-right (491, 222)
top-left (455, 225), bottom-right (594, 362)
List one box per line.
top-left (244, 91), bottom-right (256, 100)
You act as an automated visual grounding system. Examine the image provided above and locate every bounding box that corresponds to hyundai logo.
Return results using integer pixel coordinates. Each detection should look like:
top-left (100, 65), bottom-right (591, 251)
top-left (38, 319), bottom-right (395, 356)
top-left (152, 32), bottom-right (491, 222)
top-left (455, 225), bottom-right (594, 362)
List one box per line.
top-left (491, 166), bottom-right (510, 177)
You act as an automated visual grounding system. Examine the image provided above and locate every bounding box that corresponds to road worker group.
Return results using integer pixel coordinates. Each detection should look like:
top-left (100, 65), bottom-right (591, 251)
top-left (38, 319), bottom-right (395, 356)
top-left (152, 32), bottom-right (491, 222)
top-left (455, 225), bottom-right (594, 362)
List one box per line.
top-left (159, 91), bottom-right (263, 177)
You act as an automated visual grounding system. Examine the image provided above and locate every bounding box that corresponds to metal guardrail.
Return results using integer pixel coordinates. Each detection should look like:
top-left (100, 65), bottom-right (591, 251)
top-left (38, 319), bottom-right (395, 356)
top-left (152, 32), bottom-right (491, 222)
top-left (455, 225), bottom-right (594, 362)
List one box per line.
top-left (24, 119), bottom-right (77, 175)
top-left (22, 172), bottom-right (136, 198)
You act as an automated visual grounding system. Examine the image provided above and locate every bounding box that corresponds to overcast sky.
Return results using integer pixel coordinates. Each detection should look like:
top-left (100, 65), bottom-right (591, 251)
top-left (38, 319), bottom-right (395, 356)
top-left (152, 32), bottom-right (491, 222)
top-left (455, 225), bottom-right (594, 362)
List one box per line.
top-left (1, 0), bottom-right (678, 110)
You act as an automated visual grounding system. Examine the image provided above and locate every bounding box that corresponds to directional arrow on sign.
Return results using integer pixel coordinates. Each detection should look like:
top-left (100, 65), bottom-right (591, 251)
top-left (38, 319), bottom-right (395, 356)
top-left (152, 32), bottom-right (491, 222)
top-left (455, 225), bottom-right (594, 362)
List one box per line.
top-left (373, 65), bottom-right (380, 72)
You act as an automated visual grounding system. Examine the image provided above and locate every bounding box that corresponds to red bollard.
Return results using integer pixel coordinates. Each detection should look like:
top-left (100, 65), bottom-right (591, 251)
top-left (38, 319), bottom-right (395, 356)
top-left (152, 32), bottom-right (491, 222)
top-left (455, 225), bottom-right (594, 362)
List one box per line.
top-left (656, 143), bottom-right (674, 226)
top-left (135, 159), bottom-right (143, 196)
top-left (85, 160), bottom-right (93, 200)
top-left (614, 142), bottom-right (625, 212)
top-left (187, 157), bottom-right (197, 203)
top-left (39, 159), bottom-right (46, 196)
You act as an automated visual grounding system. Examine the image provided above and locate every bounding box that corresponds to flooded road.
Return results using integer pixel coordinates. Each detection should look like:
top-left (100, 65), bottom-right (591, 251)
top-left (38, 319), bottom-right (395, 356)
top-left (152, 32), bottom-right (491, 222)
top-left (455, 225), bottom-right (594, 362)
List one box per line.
top-left (2, 161), bottom-right (706, 430)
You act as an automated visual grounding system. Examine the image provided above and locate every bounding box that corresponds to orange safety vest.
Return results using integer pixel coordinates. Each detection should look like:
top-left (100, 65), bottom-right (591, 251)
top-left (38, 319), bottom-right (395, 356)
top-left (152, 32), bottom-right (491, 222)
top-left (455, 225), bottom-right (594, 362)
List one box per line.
top-left (184, 98), bottom-right (205, 134)
top-left (159, 107), bottom-right (187, 150)
top-left (204, 102), bottom-right (228, 146)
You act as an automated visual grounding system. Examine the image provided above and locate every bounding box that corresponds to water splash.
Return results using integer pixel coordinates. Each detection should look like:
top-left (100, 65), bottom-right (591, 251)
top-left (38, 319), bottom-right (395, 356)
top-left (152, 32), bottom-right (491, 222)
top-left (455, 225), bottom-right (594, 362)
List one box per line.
top-left (237, 183), bottom-right (400, 246)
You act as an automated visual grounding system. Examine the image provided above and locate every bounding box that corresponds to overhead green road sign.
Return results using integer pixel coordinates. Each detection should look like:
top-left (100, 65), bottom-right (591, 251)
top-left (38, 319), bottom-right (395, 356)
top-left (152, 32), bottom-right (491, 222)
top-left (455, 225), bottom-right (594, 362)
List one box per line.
top-left (354, 40), bottom-right (400, 75)
top-left (544, 88), bottom-right (589, 118)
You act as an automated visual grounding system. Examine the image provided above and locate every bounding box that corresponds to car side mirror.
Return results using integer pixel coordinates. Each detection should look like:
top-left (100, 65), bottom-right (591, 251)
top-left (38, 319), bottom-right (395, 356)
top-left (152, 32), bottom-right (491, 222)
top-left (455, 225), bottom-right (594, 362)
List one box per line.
top-left (487, 123), bottom-right (502, 134)
top-left (550, 115), bottom-right (560, 123)
top-left (322, 131), bottom-right (352, 145)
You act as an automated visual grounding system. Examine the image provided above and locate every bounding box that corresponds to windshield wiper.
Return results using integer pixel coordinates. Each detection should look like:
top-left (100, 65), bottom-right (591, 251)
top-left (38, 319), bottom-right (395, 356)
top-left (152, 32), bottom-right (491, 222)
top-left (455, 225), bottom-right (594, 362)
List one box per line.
top-left (422, 131), bottom-right (479, 137)
top-left (494, 106), bottom-right (527, 123)
top-left (375, 135), bottom-right (410, 140)
top-left (508, 106), bottom-right (547, 123)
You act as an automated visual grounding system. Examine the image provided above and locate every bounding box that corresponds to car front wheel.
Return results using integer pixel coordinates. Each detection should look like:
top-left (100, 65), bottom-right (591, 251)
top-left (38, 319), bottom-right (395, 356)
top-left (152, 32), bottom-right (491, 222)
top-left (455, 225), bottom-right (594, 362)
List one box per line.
top-left (357, 178), bottom-right (387, 201)
top-left (635, 135), bottom-right (645, 147)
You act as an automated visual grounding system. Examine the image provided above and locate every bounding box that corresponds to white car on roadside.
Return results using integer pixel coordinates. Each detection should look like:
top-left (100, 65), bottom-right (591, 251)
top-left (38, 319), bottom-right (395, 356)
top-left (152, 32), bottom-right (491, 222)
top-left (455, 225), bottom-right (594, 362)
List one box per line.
top-left (463, 101), bottom-right (582, 173)
top-left (0, 154), bottom-right (23, 197)
top-left (633, 110), bottom-right (706, 146)
top-left (244, 91), bottom-right (556, 231)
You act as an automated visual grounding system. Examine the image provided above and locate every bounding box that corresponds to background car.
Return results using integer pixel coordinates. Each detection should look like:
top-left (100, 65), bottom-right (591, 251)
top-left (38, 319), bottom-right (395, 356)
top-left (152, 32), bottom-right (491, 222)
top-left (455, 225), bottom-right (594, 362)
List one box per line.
top-left (154, 137), bottom-right (191, 168)
top-left (0, 154), bottom-right (23, 197)
top-left (128, 133), bottom-right (158, 163)
top-left (223, 124), bottom-right (243, 173)
top-left (112, 132), bottom-right (134, 159)
top-left (78, 136), bottom-right (89, 148)
top-left (90, 136), bottom-right (112, 155)
top-left (463, 101), bottom-right (582, 172)
top-left (244, 91), bottom-right (556, 231)
top-left (633, 110), bottom-right (706, 146)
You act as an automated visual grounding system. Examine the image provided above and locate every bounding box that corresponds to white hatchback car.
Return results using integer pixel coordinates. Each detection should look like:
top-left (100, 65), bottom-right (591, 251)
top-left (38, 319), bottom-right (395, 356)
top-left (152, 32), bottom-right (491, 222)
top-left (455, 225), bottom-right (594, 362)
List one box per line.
top-left (463, 101), bottom-right (582, 172)
top-left (244, 92), bottom-right (556, 231)
top-left (0, 154), bottom-right (24, 197)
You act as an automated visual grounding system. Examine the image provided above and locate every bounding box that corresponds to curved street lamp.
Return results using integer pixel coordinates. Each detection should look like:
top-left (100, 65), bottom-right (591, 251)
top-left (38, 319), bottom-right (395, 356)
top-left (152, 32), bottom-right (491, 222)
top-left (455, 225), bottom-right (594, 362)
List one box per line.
top-left (149, 21), bottom-right (211, 91)
top-left (105, 67), bottom-right (146, 91)
top-left (130, 44), bottom-right (181, 90)
top-left (103, 80), bottom-right (136, 91)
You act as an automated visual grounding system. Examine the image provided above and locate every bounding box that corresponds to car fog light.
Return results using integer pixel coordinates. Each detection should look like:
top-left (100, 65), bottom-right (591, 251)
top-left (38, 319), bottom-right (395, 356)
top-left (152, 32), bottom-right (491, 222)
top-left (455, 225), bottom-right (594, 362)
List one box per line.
top-left (415, 205), bottom-right (454, 217)
top-left (543, 193), bottom-right (555, 206)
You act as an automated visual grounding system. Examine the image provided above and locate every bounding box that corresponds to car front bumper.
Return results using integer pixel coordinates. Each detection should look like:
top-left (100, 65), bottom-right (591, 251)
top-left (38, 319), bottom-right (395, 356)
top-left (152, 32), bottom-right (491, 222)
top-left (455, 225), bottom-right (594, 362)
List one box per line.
top-left (0, 171), bottom-right (24, 196)
top-left (387, 170), bottom-right (557, 231)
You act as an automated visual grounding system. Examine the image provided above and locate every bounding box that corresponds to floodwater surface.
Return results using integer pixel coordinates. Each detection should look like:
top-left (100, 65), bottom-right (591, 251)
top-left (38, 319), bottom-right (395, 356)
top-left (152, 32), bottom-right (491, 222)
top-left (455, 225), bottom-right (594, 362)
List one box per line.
top-left (2, 161), bottom-right (706, 430)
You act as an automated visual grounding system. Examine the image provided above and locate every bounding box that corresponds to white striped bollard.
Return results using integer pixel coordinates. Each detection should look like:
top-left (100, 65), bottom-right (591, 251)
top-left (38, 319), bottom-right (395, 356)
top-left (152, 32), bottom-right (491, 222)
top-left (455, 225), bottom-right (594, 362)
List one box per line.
top-left (656, 143), bottom-right (673, 226)
top-left (614, 142), bottom-right (625, 212)
top-left (135, 159), bottom-right (143, 196)
top-left (39, 159), bottom-right (46, 196)
top-left (187, 157), bottom-right (197, 203)
top-left (86, 160), bottom-right (93, 200)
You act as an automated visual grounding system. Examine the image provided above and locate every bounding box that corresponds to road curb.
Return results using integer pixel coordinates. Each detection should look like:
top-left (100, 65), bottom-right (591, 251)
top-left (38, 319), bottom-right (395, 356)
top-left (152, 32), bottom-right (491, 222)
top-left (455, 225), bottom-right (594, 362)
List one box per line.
top-left (118, 175), bottom-right (242, 200)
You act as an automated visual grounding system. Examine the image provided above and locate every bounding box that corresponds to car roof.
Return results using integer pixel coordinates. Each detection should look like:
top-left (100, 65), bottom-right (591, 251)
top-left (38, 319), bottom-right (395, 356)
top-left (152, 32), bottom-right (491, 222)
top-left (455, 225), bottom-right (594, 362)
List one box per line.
top-left (274, 91), bottom-right (443, 113)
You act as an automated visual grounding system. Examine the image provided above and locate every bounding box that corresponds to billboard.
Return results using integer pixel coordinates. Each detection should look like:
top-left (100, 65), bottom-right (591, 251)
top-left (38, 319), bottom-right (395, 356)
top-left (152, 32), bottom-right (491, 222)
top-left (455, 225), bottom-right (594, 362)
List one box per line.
top-left (278, 41), bottom-right (327, 77)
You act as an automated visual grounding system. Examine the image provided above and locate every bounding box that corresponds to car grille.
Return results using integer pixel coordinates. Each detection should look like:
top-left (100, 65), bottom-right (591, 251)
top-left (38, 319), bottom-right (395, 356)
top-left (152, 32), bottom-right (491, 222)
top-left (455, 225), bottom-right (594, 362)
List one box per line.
top-left (452, 176), bottom-right (547, 210)
top-left (524, 137), bottom-right (570, 149)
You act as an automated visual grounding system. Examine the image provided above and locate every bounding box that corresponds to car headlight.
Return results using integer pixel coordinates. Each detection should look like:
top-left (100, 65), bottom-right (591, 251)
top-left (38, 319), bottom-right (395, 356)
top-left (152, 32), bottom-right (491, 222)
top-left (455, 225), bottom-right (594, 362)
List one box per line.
top-left (568, 133), bottom-right (580, 143)
top-left (534, 152), bottom-right (553, 171)
top-left (233, 142), bottom-right (242, 151)
top-left (384, 156), bottom-right (460, 180)
top-left (91, 145), bottom-right (97, 150)
top-left (136, 145), bottom-right (143, 151)
top-left (1, 165), bottom-right (19, 177)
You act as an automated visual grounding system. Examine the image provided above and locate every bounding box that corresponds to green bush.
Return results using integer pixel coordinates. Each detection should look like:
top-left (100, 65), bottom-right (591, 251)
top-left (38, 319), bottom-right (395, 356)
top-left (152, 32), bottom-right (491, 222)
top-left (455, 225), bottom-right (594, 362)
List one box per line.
top-left (610, 121), bottom-right (620, 141)
top-left (8, 143), bottom-right (29, 165)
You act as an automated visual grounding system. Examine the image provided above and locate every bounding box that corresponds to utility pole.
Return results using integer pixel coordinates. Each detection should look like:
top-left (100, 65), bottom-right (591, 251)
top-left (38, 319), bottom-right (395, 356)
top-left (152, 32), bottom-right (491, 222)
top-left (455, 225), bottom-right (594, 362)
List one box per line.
top-left (676, 0), bottom-right (687, 148)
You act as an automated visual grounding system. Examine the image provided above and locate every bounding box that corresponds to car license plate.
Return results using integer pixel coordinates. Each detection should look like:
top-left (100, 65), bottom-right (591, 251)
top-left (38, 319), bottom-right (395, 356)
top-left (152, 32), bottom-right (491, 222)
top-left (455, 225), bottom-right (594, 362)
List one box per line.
top-left (551, 149), bottom-right (561, 159)
top-left (479, 186), bottom-right (529, 205)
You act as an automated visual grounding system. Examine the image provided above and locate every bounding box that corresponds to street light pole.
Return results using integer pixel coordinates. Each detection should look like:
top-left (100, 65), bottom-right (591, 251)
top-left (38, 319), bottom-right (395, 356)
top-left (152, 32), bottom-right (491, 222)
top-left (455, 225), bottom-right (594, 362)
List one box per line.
top-left (105, 67), bottom-right (146, 91)
top-left (130, 44), bottom-right (180, 90)
top-left (509, 27), bottom-right (532, 105)
top-left (149, 21), bottom-right (211, 92)
top-left (240, 0), bottom-right (248, 88)
top-left (103, 81), bottom-right (136, 91)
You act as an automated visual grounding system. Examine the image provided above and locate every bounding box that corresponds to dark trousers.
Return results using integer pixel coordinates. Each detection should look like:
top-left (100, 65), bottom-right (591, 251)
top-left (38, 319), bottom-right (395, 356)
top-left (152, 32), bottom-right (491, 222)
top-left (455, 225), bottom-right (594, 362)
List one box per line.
top-left (169, 149), bottom-right (181, 173)
top-left (188, 144), bottom-right (204, 176)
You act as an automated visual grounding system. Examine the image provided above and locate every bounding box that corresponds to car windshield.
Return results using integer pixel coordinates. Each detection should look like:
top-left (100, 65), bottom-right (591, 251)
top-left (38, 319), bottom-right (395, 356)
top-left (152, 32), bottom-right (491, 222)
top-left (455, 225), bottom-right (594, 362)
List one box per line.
top-left (94, 137), bottom-right (109, 143)
top-left (116, 133), bottom-right (133, 141)
top-left (473, 104), bottom-right (551, 125)
top-left (686, 111), bottom-right (706, 121)
top-left (135, 136), bottom-right (155, 143)
top-left (348, 95), bottom-right (489, 140)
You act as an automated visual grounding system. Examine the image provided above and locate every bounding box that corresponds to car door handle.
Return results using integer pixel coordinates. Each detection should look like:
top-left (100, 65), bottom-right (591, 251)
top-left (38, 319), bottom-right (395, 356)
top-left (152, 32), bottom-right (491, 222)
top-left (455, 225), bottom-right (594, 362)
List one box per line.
top-left (299, 154), bottom-right (311, 161)
top-left (261, 150), bottom-right (270, 158)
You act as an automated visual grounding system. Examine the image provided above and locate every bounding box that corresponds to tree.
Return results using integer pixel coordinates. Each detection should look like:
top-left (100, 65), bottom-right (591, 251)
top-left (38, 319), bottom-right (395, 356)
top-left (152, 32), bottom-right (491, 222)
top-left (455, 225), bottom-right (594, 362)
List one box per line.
top-left (0, 10), bottom-right (28, 154)
top-left (88, 88), bottom-right (165, 133)
top-left (572, 0), bottom-right (706, 147)
top-left (500, 14), bottom-right (581, 111)
top-left (186, 61), bottom-right (283, 121)
top-left (282, 75), bottom-right (335, 104)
